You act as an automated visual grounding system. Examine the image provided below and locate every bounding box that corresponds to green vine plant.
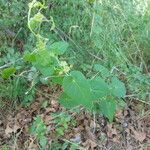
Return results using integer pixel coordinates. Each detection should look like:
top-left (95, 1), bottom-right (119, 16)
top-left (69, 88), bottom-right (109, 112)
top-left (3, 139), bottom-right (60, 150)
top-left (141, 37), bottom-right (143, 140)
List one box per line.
top-left (1, 0), bottom-right (127, 122)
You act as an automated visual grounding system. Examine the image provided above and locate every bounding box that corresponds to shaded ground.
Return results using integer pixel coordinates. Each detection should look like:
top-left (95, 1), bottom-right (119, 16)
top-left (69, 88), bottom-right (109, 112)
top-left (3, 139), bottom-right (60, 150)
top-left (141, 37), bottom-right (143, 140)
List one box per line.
top-left (0, 85), bottom-right (150, 150)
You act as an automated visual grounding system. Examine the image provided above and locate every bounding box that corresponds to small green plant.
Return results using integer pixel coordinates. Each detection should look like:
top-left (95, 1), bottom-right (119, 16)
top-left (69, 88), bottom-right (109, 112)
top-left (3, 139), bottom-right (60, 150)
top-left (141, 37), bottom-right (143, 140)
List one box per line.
top-left (52, 113), bottom-right (76, 136)
top-left (55, 115), bottom-right (71, 136)
top-left (0, 0), bottom-right (127, 122)
top-left (50, 140), bottom-right (83, 150)
top-left (25, 0), bottom-right (71, 82)
top-left (26, 0), bottom-right (126, 122)
top-left (60, 64), bottom-right (126, 122)
top-left (29, 116), bottom-right (48, 149)
top-left (0, 145), bottom-right (8, 150)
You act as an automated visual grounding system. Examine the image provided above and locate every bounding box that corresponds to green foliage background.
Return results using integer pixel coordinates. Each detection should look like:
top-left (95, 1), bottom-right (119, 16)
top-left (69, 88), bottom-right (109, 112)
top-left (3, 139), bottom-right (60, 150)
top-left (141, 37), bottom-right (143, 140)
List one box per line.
top-left (0, 0), bottom-right (150, 109)
top-left (0, 0), bottom-right (150, 148)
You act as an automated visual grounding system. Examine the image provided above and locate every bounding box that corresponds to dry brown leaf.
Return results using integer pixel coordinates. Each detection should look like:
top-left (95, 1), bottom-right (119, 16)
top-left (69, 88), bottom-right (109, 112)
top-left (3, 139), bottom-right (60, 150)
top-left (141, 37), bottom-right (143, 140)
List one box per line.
top-left (74, 125), bottom-right (84, 133)
top-left (85, 126), bottom-right (96, 141)
top-left (43, 115), bottom-right (52, 125)
top-left (28, 137), bottom-right (39, 150)
top-left (90, 120), bottom-right (97, 129)
top-left (107, 124), bottom-right (117, 138)
top-left (30, 102), bottom-right (40, 112)
top-left (28, 143), bottom-right (39, 150)
top-left (115, 110), bottom-right (123, 119)
top-left (133, 131), bottom-right (146, 142)
top-left (51, 100), bottom-right (59, 110)
top-left (16, 110), bottom-right (31, 126)
top-left (126, 144), bottom-right (133, 150)
top-left (83, 139), bottom-right (97, 150)
top-left (130, 127), bottom-right (146, 142)
top-left (5, 123), bottom-right (20, 136)
top-left (45, 107), bottom-right (56, 113)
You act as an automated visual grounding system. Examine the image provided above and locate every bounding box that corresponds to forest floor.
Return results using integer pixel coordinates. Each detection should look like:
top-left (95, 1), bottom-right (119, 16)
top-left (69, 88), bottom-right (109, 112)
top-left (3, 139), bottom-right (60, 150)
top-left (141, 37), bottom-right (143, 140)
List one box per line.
top-left (0, 85), bottom-right (150, 150)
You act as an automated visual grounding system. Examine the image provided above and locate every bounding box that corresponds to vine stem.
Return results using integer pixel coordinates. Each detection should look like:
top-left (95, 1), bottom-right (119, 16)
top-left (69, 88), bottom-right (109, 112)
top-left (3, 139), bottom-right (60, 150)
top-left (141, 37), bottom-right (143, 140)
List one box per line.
top-left (93, 112), bottom-right (96, 134)
top-left (90, 1), bottom-right (96, 37)
top-left (28, 3), bottom-right (37, 37)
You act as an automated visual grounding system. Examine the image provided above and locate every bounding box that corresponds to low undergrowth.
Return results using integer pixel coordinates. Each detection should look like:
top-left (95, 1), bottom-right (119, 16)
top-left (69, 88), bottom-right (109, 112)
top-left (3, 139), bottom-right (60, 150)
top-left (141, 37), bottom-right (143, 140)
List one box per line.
top-left (0, 0), bottom-right (150, 149)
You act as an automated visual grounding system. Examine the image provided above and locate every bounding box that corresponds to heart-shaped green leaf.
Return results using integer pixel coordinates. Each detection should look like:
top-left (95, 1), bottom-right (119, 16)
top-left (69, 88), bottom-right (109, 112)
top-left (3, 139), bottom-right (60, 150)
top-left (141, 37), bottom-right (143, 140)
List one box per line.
top-left (23, 52), bottom-right (36, 62)
top-left (110, 77), bottom-right (126, 98)
top-left (89, 76), bottom-right (109, 100)
top-left (100, 98), bottom-right (116, 122)
top-left (48, 41), bottom-right (69, 55)
top-left (61, 71), bottom-right (93, 110)
top-left (94, 64), bottom-right (110, 79)
top-left (2, 67), bottom-right (16, 79)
